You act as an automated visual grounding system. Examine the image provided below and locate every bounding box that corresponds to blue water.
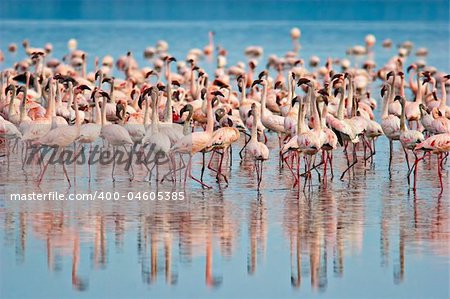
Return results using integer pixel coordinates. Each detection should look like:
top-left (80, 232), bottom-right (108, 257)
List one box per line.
top-left (1, 0), bottom-right (449, 21)
top-left (1, 1), bottom-right (450, 299)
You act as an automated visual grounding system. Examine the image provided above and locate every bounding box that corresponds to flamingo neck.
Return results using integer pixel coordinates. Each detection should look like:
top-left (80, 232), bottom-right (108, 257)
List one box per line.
top-left (400, 77), bottom-right (405, 97)
top-left (400, 100), bottom-right (406, 131)
top-left (260, 83), bottom-right (267, 118)
top-left (101, 97), bottom-right (107, 126)
top-left (297, 102), bottom-right (306, 134)
top-left (97, 72), bottom-right (103, 89)
top-left (143, 96), bottom-right (150, 127)
top-left (94, 96), bottom-right (101, 125)
top-left (190, 68), bottom-right (196, 98)
top-left (109, 81), bottom-right (114, 103)
top-left (337, 84), bottom-right (346, 120)
top-left (20, 89), bottom-right (27, 122)
top-left (206, 99), bottom-right (214, 134)
top-left (311, 95), bottom-right (321, 131)
top-left (55, 83), bottom-right (62, 106)
top-left (321, 105), bottom-right (327, 129)
top-left (151, 93), bottom-right (160, 133)
top-left (251, 110), bottom-right (258, 140)
top-left (415, 72), bottom-right (422, 103)
top-left (8, 90), bottom-right (15, 117)
top-left (439, 81), bottom-right (447, 109)
top-left (389, 75), bottom-right (396, 104)
top-left (45, 84), bottom-right (55, 119)
top-left (381, 87), bottom-right (390, 119)
top-left (347, 79), bottom-right (354, 117)
top-left (287, 73), bottom-right (292, 106)
top-left (164, 84), bottom-right (173, 123)
top-left (183, 109), bottom-right (193, 135)
top-left (240, 81), bottom-right (247, 104)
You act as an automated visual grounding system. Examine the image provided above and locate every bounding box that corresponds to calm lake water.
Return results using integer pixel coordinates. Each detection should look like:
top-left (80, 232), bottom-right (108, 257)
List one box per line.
top-left (0, 13), bottom-right (449, 299)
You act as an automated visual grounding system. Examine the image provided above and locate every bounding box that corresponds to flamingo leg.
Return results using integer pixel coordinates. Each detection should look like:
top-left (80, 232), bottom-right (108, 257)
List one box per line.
top-left (200, 152), bottom-right (206, 182)
top-left (388, 140), bottom-right (393, 173)
top-left (189, 155), bottom-right (211, 189)
top-left (62, 153), bottom-right (72, 187)
top-left (111, 146), bottom-right (116, 182)
top-left (403, 147), bottom-right (411, 185)
top-left (259, 160), bottom-right (264, 189)
top-left (239, 132), bottom-right (250, 160)
top-left (329, 152), bottom-right (334, 179)
top-left (437, 154), bottom-right (443, 192)
top-left (340, 144), bottom-right (358, 181)
top-left (284, 152), bottom-right (298, 187)
top-left (88, 144), bottom-right (92, 182)
top-left (413, 152), bottom-right (419, 191)
top-left (38, 148), bottom-right (55, 185)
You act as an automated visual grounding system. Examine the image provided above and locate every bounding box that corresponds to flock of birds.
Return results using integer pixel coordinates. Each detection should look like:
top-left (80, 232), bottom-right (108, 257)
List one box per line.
top-left (0, 28), bottom-right (449, 192)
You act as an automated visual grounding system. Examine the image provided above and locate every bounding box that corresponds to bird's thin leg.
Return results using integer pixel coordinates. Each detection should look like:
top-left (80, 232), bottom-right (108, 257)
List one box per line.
top-left (112, 146), bottom-right (116, 182)
top-left (413, 152), bottom-right (419, 191)
top-left (215, 150), bottom-right (228, 185)
top-left (403, 147), bottom-right (410, 172)
top-left (255, 160), bottom-right (260, 190)
top-left (340, 144), bottom-right (358, 181)
top-left (303, 156), bottom-right (309, 190)
top-left (329, 152), bottom-right (334, 180)
top-left (207, 150), bottom-right (215, 170)
top-left (411, 151), bottom-right (430, 191)
top-left (189, 155), bottom-right (211, 189)
top-left (440, 152), bottom-right (448, 169)
top-left (296, 153), bottom-right (301, 188)
top-left (259, 160), bottom-right (264, 189)
top-left (88, 144), bottom-right (92, 182)
top-left (61, 151), bottom-right (71, 187)
top-left (229, 145), bottom-right (233, 167)
top-left (323, 151), bottom-right (328, 181)
top-left (239, 133), bottom-right (250, 160)
top-left (389, 140), bottom-right (393, 173)
top-left (38, 148), bottom-right (55, 185)
top-left (284, 152), bottom-right (298, 187)
top-left (200, 152), bottom-right (206, 182)
top-left (183, 156), bottom-right (190, 189)
top-left (312, 155), bottom-right (321, 181)
top-left (5, 139), bottom-right (10, 170)
top-left (352, 143), bottom-right (357, 175)
top-left (123, 145), bottom-right (134, 181)
top-left (73, 142), bottom-right (77, 182)
top-left (437, 154), bottom-right (443, 192)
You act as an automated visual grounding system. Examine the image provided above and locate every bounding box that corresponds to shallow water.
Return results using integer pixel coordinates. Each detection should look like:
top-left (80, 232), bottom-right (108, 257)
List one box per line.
top-left (1, 19), bottom-right (450, 299)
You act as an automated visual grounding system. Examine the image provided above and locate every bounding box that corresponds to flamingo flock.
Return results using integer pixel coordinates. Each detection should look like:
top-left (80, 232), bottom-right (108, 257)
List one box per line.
top-left (0, 29), bottom-right (449, 193)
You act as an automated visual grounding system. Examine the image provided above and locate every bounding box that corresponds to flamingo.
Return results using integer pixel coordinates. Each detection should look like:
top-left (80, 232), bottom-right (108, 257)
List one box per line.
top-left (99, 90), bottom-right (134, 181)
top-left (252, 75), bottom-right (285, 148)
top-left (169, 91), bottom-right (215, 189)
top-left (141, 87), bottom-right (171, 182)
top-left (203, 31), bottom-right (214, 56)
top-left (381, 81), bottom-right (401, 172)
top-left (77, 88), bottom-right (103, 181)
top-left (205, 110), bottom-right (240, 185)
top-left (37, 83), bottom-right (91, 185)
top-left (296, 79), bottom-right (324, 184)
top-left (395, 95), bottom-right (424, 188)
top-left (415, 132), bottom-right (450, 192)
top-left (246, 103), bottom-right (269, 191)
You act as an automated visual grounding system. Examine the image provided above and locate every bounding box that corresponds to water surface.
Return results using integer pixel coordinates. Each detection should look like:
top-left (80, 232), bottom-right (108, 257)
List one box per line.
top-left (0, 19), bottom-right (449, 299)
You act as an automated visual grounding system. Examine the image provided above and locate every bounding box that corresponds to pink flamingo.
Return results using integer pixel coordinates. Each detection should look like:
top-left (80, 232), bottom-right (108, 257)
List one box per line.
top-left (246, 103), bottom-right (269, 191)
top-left (169, 91), bottom-right (215, 189)
top-left (37, 83), bottom-right (91, 185)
